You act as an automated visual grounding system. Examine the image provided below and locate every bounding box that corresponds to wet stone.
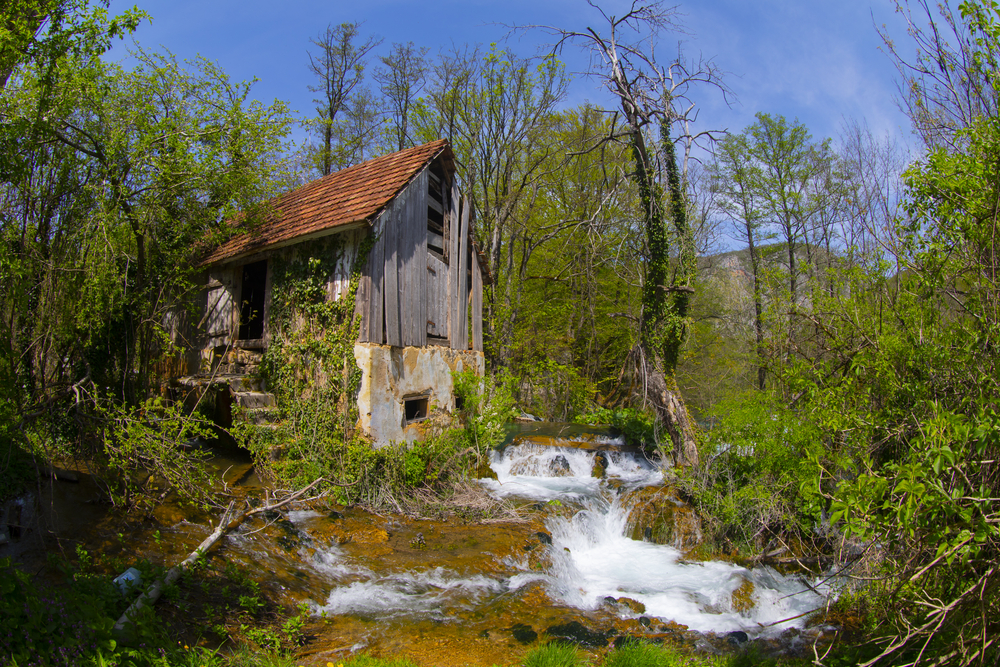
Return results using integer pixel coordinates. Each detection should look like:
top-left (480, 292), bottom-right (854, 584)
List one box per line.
top-left (602, 597), bottom-right (646, 616)
top-left (276, 518), bottom-right (298, 537)
top-left (536, 531), bottom-right (552, 545)
top-left (730, 577), bottom-right (756, 614)
top-left (510, 623), bottom-right (538, 644)
top-left (546, 620), bottom-right (608, 648)
top-left (548, 454), bottom-right (572, 476)
top-left (617, 597), bottom-right (646, 614)
top-left (726, 630), bottom-right (750, 646)
top-left (476, 462), bottom-right (498, 481)
top-left (592, 452), bottom-right (608, 478)
top-left (276, 535), bottom-right (299, 551)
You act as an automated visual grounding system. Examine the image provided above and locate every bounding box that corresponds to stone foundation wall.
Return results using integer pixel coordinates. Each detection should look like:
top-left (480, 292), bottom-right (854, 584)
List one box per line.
top-left (354, 343), bottom-right (485, 446)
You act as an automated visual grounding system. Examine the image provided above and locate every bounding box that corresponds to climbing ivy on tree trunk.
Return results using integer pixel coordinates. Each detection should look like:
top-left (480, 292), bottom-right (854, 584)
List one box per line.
top-left (530, 1), bottom-right (726, 465)
top-left (637, 118), bottom-right (695, 374)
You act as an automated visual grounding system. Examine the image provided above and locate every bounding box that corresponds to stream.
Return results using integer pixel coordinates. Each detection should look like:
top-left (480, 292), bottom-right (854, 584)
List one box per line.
top-left (6, 425), bottom-right (837, 666)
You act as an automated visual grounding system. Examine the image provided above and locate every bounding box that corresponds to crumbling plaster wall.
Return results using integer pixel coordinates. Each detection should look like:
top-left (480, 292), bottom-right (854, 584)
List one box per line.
top-left (354, 343), bottom-right (485, 446)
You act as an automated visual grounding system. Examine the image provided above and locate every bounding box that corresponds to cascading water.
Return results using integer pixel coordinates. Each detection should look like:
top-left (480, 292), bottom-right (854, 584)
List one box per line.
top-left (290, 436), bottom-right (828, 651)
top-left (33, 431), bottom-right (834, 664)
top-left (481, 442), bottom-right (827, 635)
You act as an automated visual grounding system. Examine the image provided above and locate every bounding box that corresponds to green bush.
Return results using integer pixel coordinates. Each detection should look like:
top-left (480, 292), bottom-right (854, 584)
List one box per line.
top-left (687, 391), bottom-right (822, 552)
top-left (575, 407), bottom-right (656, 450)
top-left (453, 367), bottom-right (519, 453)
top-left (0, 556), bottom-right (119, 666)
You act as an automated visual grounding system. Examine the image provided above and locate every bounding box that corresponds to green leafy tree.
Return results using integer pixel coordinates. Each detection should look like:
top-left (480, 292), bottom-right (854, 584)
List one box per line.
top-left (0, 0), bottom-right (144, 91)
top-left (711, 131), bottom-right (770, 390)
top-left (1, 49), bottom-right (291, 508)
top-left (26, 50), bottom-right (292, 400)
top-left (412, 45), bottom-right (568, 369)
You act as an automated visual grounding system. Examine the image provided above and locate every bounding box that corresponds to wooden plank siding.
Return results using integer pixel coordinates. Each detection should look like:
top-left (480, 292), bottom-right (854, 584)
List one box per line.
top-left (448, 180), bottom-right (461, 349)
top-left (472, 250), bottom-right (483, 352)
top-left (383, 191), bottom-right (403, 347)
top-left (355, 154), bottom-right (486, 353)
top-left (400, 169), bottom-right (428, 346)
top-left (360, 208), bottom-right (387, 344)
top-left (205, 268), bottom-right (237, 344)
top-left (455, 197), bottom-right (470, 351)
top-left (426, 254), bottom-right (448, 339)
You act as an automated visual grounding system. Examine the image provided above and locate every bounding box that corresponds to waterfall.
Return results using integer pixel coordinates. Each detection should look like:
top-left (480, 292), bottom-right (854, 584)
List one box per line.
top-left (484, 441), bottom-right (828, 635)
top-left (291, 434), bottom-right (829, 644)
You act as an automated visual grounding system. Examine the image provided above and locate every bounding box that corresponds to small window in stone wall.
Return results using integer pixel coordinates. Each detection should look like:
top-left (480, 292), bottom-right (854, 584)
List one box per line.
top-left (404, 396), bottom-right (429, 423)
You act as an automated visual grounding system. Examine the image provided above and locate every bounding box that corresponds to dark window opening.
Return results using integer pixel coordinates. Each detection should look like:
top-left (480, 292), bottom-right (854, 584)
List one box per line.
top-left (239, 260), bottom-right (267, 341)
top-left (427, 204), bottom-right (444, 230)
top-left (429, 160), bottom-right (448, 263)
top-left (454, 395), bottom-right (464, 411)
top-left (429, 162), bottom-right (445, 203)
top-left (404, 396), bottom-right (429, 423)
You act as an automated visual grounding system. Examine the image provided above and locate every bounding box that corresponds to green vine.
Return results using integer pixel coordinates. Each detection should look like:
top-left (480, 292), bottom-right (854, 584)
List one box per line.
top-left (242, 232), bottom-right (374, 487)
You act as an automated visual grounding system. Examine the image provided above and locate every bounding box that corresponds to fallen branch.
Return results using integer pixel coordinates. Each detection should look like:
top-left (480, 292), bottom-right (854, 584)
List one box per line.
top-left (113, 477), bottom-right (327, 639)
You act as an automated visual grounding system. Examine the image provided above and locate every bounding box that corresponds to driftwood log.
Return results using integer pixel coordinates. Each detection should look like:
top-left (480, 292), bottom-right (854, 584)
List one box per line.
top-left (112, 477), bottom-right (326, 639)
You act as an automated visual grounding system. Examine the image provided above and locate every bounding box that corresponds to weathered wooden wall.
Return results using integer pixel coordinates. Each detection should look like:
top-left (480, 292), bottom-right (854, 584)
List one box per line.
top-left (426, 254), bottom-right (448, 339)
top-left (452, 193), bottom-right (469, 352)
top-left (205, 269), bottom-right (237, 345)
top-left (472, 249), bottom-right (483, 352)
top-left (355, 156), bottom-right (484, 352)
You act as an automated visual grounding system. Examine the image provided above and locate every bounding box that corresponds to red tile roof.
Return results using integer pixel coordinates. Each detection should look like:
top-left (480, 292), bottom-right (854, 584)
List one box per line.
top-left (201, 140), bottom-right (451, 266)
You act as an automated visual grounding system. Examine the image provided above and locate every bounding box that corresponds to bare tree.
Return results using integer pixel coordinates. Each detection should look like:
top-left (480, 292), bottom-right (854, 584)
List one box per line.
top-left (879, 0), bottom-right (1000, 150)
top-left (307, 22), bottom-right (381, 175)
top-left (525, 0), bottom-right (730, 466)
top-left (838, 119), bottom-right (909, 268)
top-left (374, 41), bottom-right (430, 151)
top-left (333, 86), bottom-right (385, 168)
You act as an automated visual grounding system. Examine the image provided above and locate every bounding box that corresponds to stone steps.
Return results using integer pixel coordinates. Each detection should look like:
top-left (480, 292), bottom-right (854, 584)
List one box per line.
top-left (233, 391), bottom-right (279, 425)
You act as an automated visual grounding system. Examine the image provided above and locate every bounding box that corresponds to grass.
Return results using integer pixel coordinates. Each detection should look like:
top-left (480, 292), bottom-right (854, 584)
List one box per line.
top-left (519, 641), bottom-right (805, 667)
top-left (523, 642), bottom-right (583, 667)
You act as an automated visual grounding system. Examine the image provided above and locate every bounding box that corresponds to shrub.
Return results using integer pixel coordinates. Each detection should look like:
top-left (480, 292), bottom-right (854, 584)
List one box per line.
top-left (575, 407), bottom-right (657, 451)
top-left (685, 391), bottom-right (822, 552)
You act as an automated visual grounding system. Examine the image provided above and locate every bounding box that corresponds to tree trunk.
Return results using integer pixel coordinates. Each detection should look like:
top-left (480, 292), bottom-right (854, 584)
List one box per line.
top-left (627, 345), bottom-right (699, 467)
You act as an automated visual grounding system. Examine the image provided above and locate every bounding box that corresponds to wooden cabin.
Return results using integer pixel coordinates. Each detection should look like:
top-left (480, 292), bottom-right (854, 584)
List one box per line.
top-left (171, 140), bottom-right (487, 446)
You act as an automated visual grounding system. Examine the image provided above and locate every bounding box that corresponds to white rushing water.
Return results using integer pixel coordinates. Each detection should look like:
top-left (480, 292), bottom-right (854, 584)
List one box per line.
top-left (298, 439), bottom-right (827, 637)
top-left (483, 442), bottom-right (828, 635)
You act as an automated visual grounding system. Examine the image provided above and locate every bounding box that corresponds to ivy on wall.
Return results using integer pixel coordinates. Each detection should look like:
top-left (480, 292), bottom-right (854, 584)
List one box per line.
top-left (241, 231), bottom-right (373, 488)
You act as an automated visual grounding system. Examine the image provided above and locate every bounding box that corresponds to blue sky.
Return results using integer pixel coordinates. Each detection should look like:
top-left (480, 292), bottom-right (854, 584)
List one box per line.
top-left (108, 0), bottom-right (915, 153)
